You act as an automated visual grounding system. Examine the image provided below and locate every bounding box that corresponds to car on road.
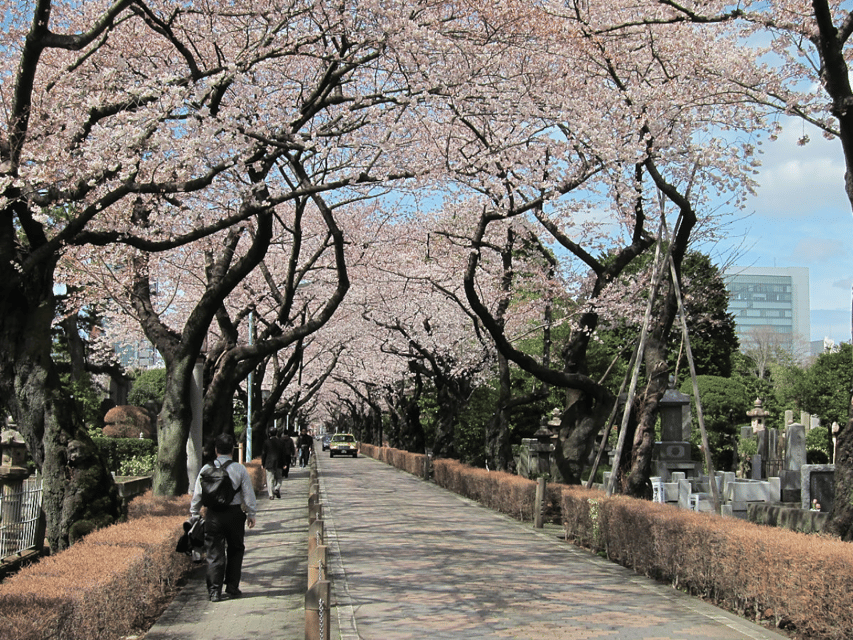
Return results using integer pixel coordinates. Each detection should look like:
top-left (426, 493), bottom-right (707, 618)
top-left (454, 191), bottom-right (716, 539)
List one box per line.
top-left (322, 434), bottom-right (333, 451)
top-left (329, 433), bottom-right (358, 458)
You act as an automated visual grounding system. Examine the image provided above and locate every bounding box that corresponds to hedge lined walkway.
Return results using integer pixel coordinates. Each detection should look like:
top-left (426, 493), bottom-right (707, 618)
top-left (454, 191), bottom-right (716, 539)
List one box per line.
top-left (318, 454), bottom-right (788, 640)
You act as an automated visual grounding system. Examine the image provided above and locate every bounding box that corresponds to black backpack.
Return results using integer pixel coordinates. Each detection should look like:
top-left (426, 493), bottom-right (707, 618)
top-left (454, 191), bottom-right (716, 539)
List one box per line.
top-left (199, 460), bottom-right (238, 510)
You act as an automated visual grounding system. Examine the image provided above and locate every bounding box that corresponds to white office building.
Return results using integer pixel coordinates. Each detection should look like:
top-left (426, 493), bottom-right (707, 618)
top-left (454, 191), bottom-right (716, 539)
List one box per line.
top-left (723, 266), bottom-right (810, 353)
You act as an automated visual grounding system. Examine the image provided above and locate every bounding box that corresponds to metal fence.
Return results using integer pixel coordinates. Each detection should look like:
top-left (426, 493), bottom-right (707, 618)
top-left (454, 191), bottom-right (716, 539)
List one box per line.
top-left (0, 475), bottom-right (44, 559)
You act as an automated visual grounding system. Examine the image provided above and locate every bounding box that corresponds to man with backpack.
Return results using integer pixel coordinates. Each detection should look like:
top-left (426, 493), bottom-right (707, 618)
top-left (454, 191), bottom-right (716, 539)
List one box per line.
top-left (190, 433), bottom-right (257, 602)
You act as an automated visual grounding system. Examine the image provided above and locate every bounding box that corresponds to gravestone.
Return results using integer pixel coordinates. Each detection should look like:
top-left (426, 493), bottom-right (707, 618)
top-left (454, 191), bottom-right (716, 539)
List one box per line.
top-left (766, 428), bottom-right (782, 478)
top-left (681, 404), bottom-right (692, 442)
top-left (786, 423), bottom-right (806, 472)
top-left (781, 423), bottom-right (806, 502)
top-left (756, 430), bottom-right (768, 478)
top-left (751, 454), bottom-right (762, 480)
top-left (785, 410), bottom-right (793, 426)
top-left (801, 464), bottom-right (835, 512)
top-left (653, 385), bottom-right (699, 481)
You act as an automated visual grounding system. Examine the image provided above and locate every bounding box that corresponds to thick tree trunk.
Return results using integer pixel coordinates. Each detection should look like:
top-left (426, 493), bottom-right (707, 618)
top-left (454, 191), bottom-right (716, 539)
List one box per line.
top-left (553, 389), bottom-right (610, 484)
top-left (0, 268), bottom-right (121, 551)
top-left (400, 395), bottom-right (425, 453)
top-left (153, 355), bottom-right (196, 495)
top-left (485, 352), bottom-right (513, 471)
top-left (826, 397), bottom-right (853, 540)
top-left (430, 388), bottom-right (458, 459)
top-left (204, 356), bottom-right (240, 439)
top-left (625, 335), bottom-right (670, 499)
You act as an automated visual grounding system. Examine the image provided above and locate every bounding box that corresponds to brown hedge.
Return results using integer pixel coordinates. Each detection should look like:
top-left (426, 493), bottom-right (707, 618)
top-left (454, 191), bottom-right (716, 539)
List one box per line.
top-left (359, 443), bottom-right (429, 479)
top-left (561, 487), bottom-right (853, 639)
top-left (0, 464), bottom-right (265, 640)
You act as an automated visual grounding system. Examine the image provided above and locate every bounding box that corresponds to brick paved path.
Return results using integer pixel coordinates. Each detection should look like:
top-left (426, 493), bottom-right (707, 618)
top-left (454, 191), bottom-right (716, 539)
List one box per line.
top-left (319, 454), bottom-right (787, 640)
top-left (142, 453), bottom-right (789, 640)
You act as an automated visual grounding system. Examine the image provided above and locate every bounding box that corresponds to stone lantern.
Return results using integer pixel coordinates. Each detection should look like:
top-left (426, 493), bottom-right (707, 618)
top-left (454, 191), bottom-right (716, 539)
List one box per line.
top-left (530, 410), bottom-right (559, 478)
top-left (0, 426), bottom-right (30, 481)
top-left (747, 398), bottom-right (770, 433)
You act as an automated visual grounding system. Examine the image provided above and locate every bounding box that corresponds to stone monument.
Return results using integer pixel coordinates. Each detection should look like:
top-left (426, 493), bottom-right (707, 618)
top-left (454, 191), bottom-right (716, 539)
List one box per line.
top-left (652, 380), bottom-right (701, 481)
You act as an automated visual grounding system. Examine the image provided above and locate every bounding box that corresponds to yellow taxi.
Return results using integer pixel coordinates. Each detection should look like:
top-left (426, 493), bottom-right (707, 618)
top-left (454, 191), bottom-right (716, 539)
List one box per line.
top-left (329, 433), bottom-right (358, 458)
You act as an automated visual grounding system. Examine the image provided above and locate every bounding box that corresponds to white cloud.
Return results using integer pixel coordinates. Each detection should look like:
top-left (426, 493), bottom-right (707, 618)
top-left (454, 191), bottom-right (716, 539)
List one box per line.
top-left (789, 237), bottom-right (845, 261)
top-left (833, 276), bottom-right (853, 291)
top-left (749, 119), bottom-right (848, 218)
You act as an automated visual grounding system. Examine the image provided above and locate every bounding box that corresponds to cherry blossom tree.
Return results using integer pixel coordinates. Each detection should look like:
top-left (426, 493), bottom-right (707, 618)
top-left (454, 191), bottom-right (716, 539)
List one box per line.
top-left (604, 0), bottom-right (853, 541)
top-left (405, 1), bottom-right (768, 489)
top-left (0, 0), bottom-right (466, 543)
top-left (323, 203), bottom-right (499, 458)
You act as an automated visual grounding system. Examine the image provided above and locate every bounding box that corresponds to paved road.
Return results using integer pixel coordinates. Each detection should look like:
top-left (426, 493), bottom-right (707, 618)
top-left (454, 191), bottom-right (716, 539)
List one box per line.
top-left (319, 453), bottom-right (787, 640)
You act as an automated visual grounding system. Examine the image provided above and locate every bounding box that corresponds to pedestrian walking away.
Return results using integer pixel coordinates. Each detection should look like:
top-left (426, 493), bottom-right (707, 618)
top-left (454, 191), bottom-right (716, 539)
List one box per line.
top-left (261, 428), bottom-right (286, 499)
top-left (297, 427), bottom-right (312, 468)
top-left (281, 430), bottom-right (296, 478)
top-left (190, 432), bottom-right (257, 603)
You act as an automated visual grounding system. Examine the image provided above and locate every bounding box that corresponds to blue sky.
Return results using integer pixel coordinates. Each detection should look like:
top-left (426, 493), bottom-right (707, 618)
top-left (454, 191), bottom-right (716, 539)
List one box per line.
top-left (701, 117), bottom-right (853, 344)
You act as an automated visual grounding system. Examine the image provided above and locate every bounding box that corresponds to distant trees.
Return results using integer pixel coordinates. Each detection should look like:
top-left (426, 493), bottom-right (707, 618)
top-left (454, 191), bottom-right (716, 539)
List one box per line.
top-left (779, 343), bottom-right (853, 428)
top-left (127, 369), bottom-right (166, 412)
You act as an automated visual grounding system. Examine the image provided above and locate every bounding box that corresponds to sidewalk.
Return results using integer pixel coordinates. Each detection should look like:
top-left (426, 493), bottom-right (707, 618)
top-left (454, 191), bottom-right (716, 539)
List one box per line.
top-left (318, 454), bottom-right (789, 640)
top-left (142, 465), bottom-right (310, 640)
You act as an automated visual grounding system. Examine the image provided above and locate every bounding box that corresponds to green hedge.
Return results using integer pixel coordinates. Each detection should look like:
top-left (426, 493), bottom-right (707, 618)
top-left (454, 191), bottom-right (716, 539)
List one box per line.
top-left (93, 438), bottom-right (157, 475)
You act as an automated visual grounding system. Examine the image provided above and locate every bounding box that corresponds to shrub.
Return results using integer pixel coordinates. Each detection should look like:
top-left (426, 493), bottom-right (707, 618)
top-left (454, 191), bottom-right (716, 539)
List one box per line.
top-left (127, 369), bottom-right (166, 410)
top-left (0, 493), bottom-right (192, 640)
top-left (93, 437), bottom-right (157, 475)
top-left (118, 452), bottom-right (157, 476)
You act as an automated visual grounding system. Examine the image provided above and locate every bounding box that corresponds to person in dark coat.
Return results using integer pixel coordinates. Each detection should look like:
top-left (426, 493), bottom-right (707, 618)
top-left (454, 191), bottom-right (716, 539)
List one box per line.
top-left (297, 428), bottom-right (312, 468)
top-left (281, 431), bottom-right (296, 478)
top-left (261, 428), bottom-right (286, 499)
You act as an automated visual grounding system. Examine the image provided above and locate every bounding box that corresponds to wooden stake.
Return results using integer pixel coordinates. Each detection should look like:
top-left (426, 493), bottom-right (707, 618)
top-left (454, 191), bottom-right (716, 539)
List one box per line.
top-left (606, 236), bottom-right (669, 497)
top-left (668, 255), bottom-right (721, 513)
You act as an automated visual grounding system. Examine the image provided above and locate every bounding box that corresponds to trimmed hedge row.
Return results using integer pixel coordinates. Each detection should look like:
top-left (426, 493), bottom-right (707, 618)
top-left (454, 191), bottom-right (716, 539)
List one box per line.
top-left (360, 443), bottom-right (429, 478)
top-left (0, 459), bottom-right (264, 640)
top-left (360, 445), bottom-right (853, 640)
top-left (560, 487), bottom-right (853, 639)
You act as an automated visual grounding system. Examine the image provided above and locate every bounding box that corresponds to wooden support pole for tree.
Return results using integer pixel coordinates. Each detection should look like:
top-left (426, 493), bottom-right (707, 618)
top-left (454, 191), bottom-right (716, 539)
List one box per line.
top-left (606, 236), bottom-right (668, 497)
top-left (534, 476), bottom-right (546, 528)
top-left (668, 255), bottom-right (721, 513)
top-left (586, 344), bottom-right (638, 489)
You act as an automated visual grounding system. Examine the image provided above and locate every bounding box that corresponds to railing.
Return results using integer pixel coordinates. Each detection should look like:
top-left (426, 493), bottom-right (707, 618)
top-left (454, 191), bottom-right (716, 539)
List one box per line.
top-left (0, 475), bottom-right (44, 560)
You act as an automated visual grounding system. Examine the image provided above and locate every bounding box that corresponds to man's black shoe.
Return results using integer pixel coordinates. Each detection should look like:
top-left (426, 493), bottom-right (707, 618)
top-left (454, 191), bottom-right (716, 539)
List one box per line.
top-left (274, 489), bottom-right (281, 498)
top-left (209, 589), bottom-right (222, 602)
top-left (225, 587), bottom-right (242, 598)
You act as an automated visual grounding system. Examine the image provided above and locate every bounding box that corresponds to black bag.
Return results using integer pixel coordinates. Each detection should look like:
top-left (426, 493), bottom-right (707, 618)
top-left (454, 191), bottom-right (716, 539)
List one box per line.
top-left (176, 516), bottom-right (205, 554)
top-left (199, 460), bottom-right (238, 510)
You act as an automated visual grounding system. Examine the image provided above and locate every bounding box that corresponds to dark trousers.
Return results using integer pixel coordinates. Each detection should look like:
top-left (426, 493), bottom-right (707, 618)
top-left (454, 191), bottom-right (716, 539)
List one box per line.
top-left (204, 505), bottom-right (247, 593)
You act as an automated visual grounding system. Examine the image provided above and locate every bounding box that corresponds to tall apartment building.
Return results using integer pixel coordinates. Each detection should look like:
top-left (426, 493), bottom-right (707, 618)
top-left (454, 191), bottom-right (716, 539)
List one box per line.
top-left (723, 266), bottom-right (810, 352)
